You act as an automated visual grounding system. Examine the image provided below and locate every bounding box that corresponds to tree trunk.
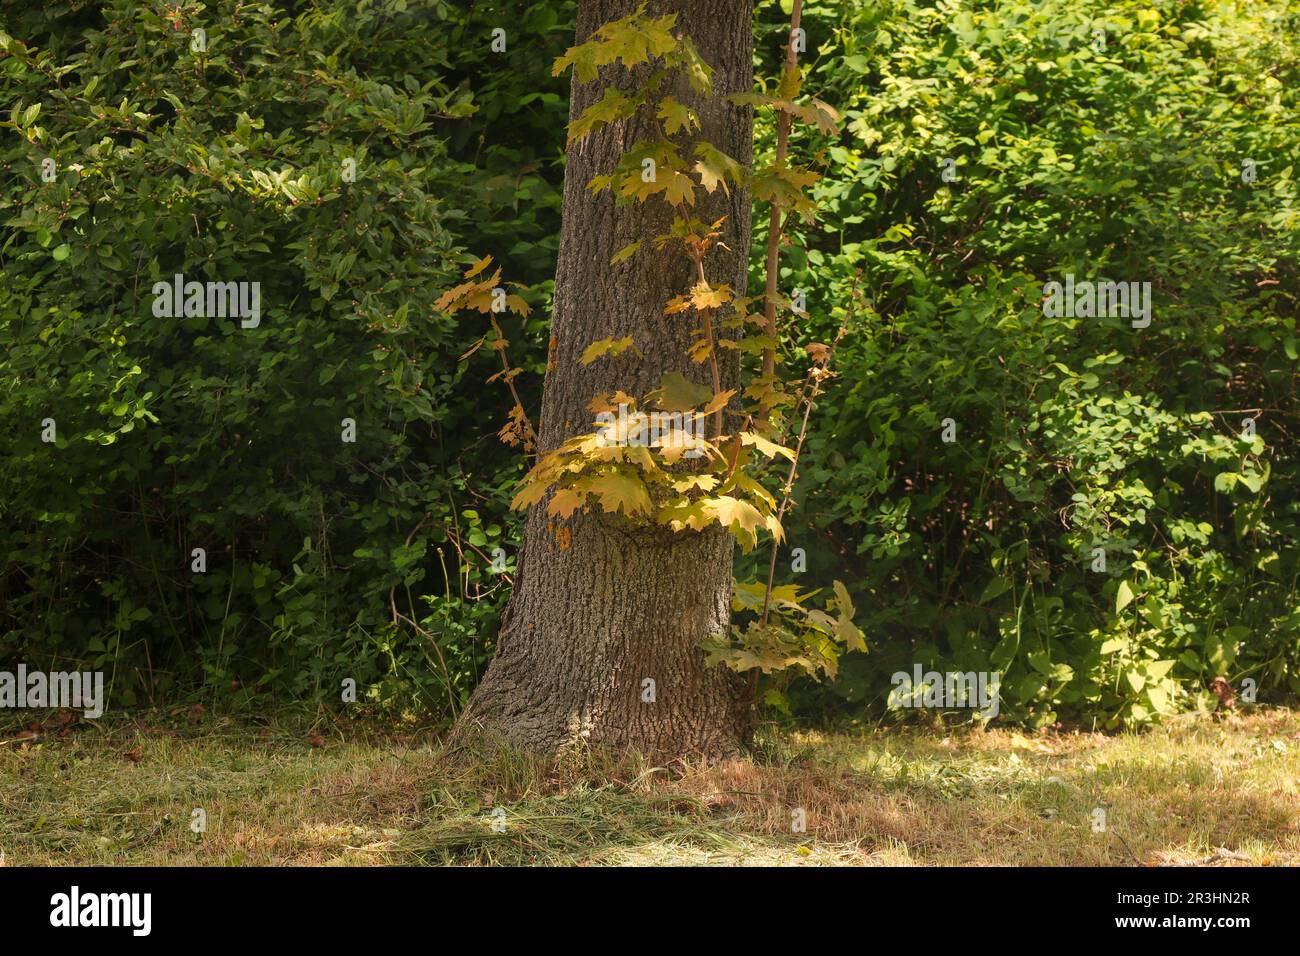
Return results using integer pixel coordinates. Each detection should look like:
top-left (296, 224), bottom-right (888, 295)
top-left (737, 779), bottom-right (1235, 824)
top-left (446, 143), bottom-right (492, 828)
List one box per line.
top-left (454, 0), bottom-right (755, 760)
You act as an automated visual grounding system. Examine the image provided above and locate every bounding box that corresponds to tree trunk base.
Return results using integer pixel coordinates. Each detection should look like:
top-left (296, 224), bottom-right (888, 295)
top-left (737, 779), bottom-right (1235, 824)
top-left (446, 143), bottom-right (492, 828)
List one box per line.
top-left (451, 513), bottom-right (751, 762)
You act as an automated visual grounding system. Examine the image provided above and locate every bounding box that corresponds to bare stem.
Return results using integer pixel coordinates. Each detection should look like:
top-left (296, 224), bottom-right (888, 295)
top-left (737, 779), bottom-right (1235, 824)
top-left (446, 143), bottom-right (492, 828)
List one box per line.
top-left (694, 255), bottom-right (724, 439)
top-left (759, 275), bottom-right (859, 628)
top-left (759, 0), bottom-right (804, 417)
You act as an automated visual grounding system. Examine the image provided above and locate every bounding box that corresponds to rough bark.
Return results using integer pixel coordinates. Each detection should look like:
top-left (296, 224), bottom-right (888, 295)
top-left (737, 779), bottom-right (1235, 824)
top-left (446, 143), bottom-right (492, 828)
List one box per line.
top-left (453, 0), bottom-right (755, 760)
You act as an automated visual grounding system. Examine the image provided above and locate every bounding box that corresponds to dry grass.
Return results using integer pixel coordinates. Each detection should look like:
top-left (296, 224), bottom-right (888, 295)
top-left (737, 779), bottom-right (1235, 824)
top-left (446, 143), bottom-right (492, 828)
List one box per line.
top-left (1, 709), bottom-right (1297, 866)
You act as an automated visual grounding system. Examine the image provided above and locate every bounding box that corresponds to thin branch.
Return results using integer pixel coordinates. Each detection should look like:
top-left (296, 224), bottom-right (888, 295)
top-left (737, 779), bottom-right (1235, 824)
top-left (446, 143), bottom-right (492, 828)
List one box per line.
top-left (759, 0), bottom-right (804, 416)
top-left (760, 274), bottom-right (859, 628)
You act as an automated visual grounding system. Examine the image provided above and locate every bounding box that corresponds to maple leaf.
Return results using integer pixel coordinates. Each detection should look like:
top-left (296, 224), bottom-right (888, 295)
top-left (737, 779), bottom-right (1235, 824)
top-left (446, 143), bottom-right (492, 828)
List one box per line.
top-left (588, 390), bottom-right (637, 414)
top-left (458, 335), bottom-right (487, 362)
top-left (585, 470), bottom-right (652, 516)
top-left (657, 97), bottom-right (696, 135)
top-left (806, 342), bottom-right (831, 365)
top-left (706, 495), bottom-right (763, 550)
top-left (655, 432), bottom-right (703, 465)
top-left (610, 240), bottom-right (642, 266)
top-left (690, 281), bottom-right (732, 310)
top-left (763, 512), bottom-right (786, 546)
top-left (725, 466), bottom-right (776, 509)
top-left (579, 335), bottom-right (637, 365)
top-left (434, 269), bottom-right (500, 314)
top-left (664, 294), bottom-right (692, 315)
top-left (728, 334), bottom-right (779, 355)
top-left (510, 476), bottom-right (551, 511)
top-left (548, 487), bottom-right (587, 519)
top-left (750, 163), bottom-right (821, 219)
top-left (552, 42), bottom-right (602, 83)
top-left (661, 170), bottom-right (697, 207)
top-left (553, 5), bottom-right (678, 81)
top-left (658, 498), bottom-right (713, 532)
top-left (648, 371), bottom-right (711, 411)
top-left (671, 474), bottom-right (718, 493)
top-left (668, 36), bottom-right (713, 94)
top-left (741, 430), bottom-right (796, 460)
top-left (464, 255), bottom-right (493, 279)
top-left (693, 142), bottom-right (743, 195)
top-left (568, 87), bottom-right (636, 144)
top-left (599, 9), bottom-right (678, 69)
top-left (625, 443), bottom-right (657, 472)
top-left (701, 388), bottom-right (736, 416)
top-left (830, 580), bottom-right (867, 652)
top-left (790, 97), bottom-right (840, 134)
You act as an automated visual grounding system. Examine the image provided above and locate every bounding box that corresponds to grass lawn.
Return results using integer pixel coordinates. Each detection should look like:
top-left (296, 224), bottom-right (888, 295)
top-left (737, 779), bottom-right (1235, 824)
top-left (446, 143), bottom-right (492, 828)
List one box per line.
top-left (2, 709), bottom-right (1297, 866)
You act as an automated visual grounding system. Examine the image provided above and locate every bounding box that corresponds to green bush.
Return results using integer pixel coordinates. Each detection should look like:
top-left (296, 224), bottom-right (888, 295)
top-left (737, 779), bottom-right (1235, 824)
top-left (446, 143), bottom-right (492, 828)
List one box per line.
top-left (0, 0), bottom-right (569, 717)
top-left (763, 0), bottom-right (1300, 727)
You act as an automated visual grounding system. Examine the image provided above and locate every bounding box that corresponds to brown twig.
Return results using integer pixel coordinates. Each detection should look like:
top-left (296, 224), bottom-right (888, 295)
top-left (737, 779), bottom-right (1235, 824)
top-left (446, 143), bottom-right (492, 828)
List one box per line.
top-left (489, 314), bottom-right (540, 456)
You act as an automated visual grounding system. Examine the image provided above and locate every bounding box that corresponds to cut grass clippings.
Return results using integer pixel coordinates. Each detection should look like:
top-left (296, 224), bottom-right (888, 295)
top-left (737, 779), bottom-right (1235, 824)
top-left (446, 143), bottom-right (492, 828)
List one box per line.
top-left (1, 709), bottom-right (1297, 866)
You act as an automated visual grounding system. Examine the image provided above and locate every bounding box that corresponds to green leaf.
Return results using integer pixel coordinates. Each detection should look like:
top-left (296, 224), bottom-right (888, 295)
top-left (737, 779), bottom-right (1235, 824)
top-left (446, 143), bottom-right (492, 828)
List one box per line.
top-left (657, 97), bottom-right (695, 135)
top-left (648, 371), bottom-right (711, 411)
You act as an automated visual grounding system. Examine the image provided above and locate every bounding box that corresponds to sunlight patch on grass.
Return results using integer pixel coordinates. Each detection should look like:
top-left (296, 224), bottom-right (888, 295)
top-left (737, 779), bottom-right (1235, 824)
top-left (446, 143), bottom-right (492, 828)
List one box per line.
top-left (1, 710), bottom-right (1297, 866)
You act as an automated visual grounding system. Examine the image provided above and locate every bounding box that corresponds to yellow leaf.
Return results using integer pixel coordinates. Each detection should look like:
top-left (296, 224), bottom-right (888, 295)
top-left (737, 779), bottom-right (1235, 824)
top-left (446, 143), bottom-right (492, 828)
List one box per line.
top-left (585, 471), bottom-right (652, 517)
top-left (464, 255), bottom-right (493, 279)
top-left (701, 388), bottom-right (736, 416)
top-left (588, 390), bottom-right (637, 414)
top-left (690, 281), bottom-right (732, 311)
top-left (705, 495), bottom-right (763, 550)
top-left (548, 487), bottom-right (586, 518)
top-left (658, 498), bottom-right (713, 532)
top-left (693, 142), bottom-right (743, 195)
top-left (662, 170), bottom-right (696, 207)
top-left (568, 87), bottom-right (636, 144)
top-left (671, 474), bottom-right (718, 493)
top-left (664, 294), bottom-right (692, 315)
top-left (579, 336), bottom-right (636, 365)
top-left (510, 478), bottom-right (550, 511)
top-left (741, 431), bottom-right (795, 460)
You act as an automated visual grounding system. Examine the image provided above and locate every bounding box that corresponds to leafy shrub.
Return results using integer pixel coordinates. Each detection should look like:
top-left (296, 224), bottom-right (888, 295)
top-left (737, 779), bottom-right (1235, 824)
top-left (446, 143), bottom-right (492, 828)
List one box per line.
top-left (0, 0), bottom-right (568, 717)
top-left (761, 0), bottom-right (1300, 727)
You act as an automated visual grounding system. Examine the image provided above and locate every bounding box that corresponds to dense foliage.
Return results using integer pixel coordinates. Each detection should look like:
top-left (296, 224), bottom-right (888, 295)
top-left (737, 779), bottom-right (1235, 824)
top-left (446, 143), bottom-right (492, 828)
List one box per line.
top-left (0, 0), bottom-right (568, 715)
top-left (761, 0), bottom-right (1300, 727)
top-left (3, 0), bottom-right (1296, 729)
